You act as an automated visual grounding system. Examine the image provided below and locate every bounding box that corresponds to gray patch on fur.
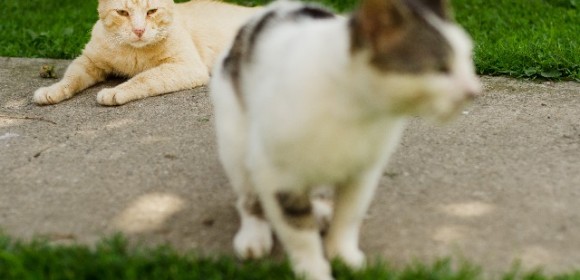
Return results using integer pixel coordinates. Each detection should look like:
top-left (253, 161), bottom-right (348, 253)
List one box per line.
top-left (221, 25), bottom-right (249, 101)
top-left (289, 6), bottom-right (336, 20)
top-left (246, 6), bottom-right (334, 62)
top-left (371, 21), bottom-right (452, 73)
top-left (219, 10), bottom-right (277, 106)
top-left (276, 192), bottom-right (317, 230)
top-left (349, 0), bottom-right (453, 74)
top-left (246, 11), bottom-right (277, 61)
top-left (405, 0), bottom-right (449, 20)
top-left (221, 3), bottom-right (337, 106)
top-left (242, 195), bottom-right (265, 219)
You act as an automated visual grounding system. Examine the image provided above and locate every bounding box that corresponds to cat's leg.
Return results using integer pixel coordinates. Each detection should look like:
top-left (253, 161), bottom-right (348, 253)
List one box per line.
top-left (324, 167), bottom-right (382, 269)
top-left (225, 147), bottom-right (272, 259)
top-left (233, 193), bottom-right (273, 259)
top-left (311, 188), bottom-right (334, 235)
top-left (212, 74), bottom-right (273, 259)
top-left (34, 55), bottom-right (107, 105)
top-left (97, 61), bottom-right (209, 106)
top-left (252, 169), bottom-right (332, 280)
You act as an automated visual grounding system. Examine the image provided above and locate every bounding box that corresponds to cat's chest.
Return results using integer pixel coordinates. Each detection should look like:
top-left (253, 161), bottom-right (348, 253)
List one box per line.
top-left (262, 115), bottom-right (405, 183)
top-left (104, 51), bottom-right (161, 77)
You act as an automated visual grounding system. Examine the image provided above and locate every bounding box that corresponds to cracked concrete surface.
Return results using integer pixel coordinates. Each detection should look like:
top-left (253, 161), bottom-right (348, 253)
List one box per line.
top-left (1, 57), bottom-right (579, 275)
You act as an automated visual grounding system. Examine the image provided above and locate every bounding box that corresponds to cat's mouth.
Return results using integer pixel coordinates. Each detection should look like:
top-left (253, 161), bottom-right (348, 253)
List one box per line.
top-left (128, 38), bottom-right (151, 48)
top-left (431, 94), bottom-right (475, 122)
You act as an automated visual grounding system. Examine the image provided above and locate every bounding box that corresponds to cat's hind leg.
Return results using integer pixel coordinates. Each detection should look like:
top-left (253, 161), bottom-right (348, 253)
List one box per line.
top-left (34, 55), bottom-right (106, 105)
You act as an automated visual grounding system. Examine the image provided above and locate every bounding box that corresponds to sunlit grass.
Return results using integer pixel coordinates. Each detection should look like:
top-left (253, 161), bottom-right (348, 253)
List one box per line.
top-left (2, 233), bottom-right (579, 280)
top-left (0, 0), bottom-right (577, 80)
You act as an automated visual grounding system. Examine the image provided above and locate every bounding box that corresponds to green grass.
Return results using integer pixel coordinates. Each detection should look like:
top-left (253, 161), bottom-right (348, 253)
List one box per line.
top-left (0, 0), bottom-right (578, 80)
top-left (1, 234), bottom-right (579, 280)
top-left (0, 1), bottom-right (97, 59)
top-left (452, 0), bottom-right (579, 80)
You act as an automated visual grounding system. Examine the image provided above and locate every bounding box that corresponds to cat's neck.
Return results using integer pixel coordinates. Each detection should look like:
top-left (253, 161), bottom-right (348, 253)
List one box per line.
top-left (248, 17), bottom-right (400, 124)
top-left (287, 18), bottom-right (401, 120)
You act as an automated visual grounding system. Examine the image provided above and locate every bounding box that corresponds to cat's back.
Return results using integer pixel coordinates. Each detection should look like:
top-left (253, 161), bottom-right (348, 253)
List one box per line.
top-left (176, 1), bottom-right (258, 34)
top-left (176, 0), bottom-right (260, 68)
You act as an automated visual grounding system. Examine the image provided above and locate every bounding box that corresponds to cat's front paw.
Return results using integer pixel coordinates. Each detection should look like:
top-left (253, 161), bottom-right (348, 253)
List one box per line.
top-left (33, 85), bottom-right (69, 105)
top-left (97, 88), bottom-right (130, 106)
top-left (234, 218), bottom-right (273, 259)
top-left (292, 256), bottom-right (333, 280)
top-left (325, 242), bottom-right (366, 269)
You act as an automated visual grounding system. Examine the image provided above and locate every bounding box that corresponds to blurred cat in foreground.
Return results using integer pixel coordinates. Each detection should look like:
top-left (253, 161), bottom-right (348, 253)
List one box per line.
top-left (211, 0), bottom-right (480, 279)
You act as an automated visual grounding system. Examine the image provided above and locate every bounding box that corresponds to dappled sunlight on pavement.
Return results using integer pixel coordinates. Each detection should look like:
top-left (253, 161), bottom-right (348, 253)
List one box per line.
top-left (114, 192), bottom-right (186, 234)
top-left (1, 58), bottom-right (579, 275)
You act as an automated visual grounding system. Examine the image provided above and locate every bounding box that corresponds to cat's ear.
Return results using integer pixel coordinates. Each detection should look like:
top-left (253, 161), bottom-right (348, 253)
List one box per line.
top-left (351, 0), bottom-right (410, 52)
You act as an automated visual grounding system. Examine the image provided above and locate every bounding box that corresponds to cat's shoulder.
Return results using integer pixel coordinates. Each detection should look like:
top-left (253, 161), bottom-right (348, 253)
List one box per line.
top-left (253, 0), bottom-right (336, 24)
top-left (232, 0), bottom-right (337, 52)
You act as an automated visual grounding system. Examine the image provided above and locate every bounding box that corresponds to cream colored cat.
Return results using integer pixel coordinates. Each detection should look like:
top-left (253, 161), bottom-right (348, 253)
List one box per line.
top-left (34, 0), bottom-right (258, 106)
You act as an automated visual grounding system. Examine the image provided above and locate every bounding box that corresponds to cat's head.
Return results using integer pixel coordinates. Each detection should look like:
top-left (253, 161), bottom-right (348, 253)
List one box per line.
top-left (350, 0), bottom-right (480, 121)
top-left (97, 0), bottom-right (175, 48)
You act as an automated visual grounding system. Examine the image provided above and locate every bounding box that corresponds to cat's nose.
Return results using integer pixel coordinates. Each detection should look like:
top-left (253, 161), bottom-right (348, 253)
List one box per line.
top-left (133, 28), bottom-right (145, 38)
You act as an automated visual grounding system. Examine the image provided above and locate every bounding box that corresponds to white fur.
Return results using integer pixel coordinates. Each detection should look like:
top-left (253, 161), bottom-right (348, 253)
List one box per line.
top-left (233, 205), bottom-right (273, 259)
top-left (211, 1), bottom-right (480, 280)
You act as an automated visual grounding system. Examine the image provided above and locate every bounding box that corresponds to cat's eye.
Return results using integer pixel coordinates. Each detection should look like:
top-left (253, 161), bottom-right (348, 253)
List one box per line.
top-left (116, 10), bottom-right (129, 17)
top-left (147, 9), bottom-right (158, 16)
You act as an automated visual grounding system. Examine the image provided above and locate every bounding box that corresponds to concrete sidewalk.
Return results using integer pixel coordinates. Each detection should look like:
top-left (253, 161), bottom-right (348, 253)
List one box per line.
top-left (1, 57), bottom-right (579, 275)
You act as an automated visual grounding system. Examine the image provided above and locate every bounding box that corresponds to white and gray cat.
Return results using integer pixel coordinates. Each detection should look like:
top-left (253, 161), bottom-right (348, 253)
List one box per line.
top-left (211, 0), bottom-right (480, 279)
